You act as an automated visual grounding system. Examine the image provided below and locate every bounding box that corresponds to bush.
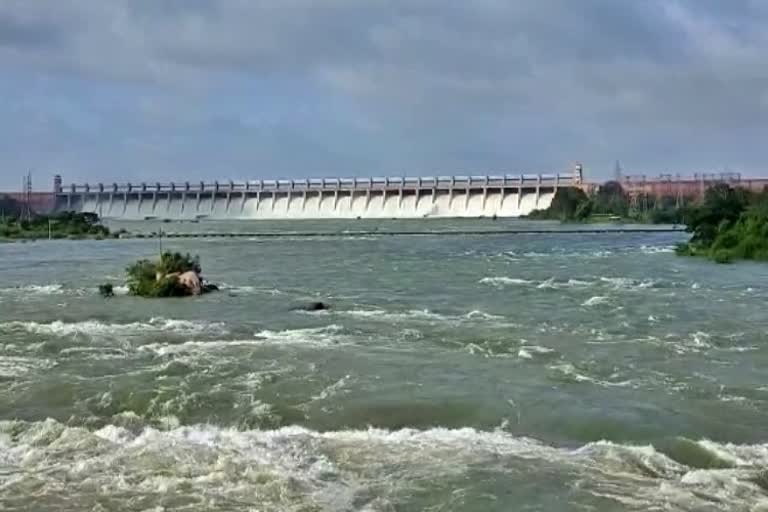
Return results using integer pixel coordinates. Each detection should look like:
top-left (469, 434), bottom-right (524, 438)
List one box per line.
top-left (713, 249), bottom-right (732, 264)
top-left (158, 252), bottom-right (201, 275)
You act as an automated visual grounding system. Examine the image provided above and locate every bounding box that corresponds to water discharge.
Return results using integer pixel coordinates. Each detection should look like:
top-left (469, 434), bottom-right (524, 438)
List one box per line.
top-left (1, 221), bottom-right (767, 510)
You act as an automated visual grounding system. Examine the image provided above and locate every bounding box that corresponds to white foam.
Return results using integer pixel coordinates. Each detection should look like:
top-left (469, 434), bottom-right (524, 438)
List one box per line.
top-left (311, 375), bottom-right (351, 401)
top-left (479, 277), bottom-right (532, 286)
top-left (582, 296), bottom-right (610, 307)
top-left (517, 345), bottom-right (555, 359)
top-left (2, 420), bottom-right (767, 510)
top-left (696, 440), bottom-right (768, 467)
top-left (255, 324), bottom-right (346, 344)
top-left (640, 245), bottom-right (675, 254)
top-left (141, 325), bottom-right (353, 355)
top-left (0, 356), bottom-right (56, 377)
top-left (218, 283), bottom-right (283, 295)
top-left (1, 318), bottom-right (228, 337)
top-left (536, 278), bottom-right (593, 289)
top-left (600, 277), bottom-right (656, 290)
top-left (549, 363), bottom-right (633, 388)
top-left (341, 308), bottom-right (449, 322)
top-left (0, 284), bottom-right (65, 295)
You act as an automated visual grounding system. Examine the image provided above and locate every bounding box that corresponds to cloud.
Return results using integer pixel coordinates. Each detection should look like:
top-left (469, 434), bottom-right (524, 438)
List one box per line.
top-left (0, 0), bottom-right (766, 189)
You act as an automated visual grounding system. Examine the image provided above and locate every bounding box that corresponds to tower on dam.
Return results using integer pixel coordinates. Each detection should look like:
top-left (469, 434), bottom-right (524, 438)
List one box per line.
top-left (53, 167), bottom-right (582, 220)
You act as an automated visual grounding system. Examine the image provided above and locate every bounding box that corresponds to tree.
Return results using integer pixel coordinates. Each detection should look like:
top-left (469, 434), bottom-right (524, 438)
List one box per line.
top-left (593, 181), bottom-right (629, 217)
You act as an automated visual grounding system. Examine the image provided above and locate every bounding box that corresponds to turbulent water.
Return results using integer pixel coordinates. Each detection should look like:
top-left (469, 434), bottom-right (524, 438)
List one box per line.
top-left (2, 220), bottom-right (768, 511)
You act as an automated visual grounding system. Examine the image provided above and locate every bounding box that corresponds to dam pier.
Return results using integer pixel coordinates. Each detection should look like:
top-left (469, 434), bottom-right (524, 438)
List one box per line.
top-left (53, 170), bottom-right (581, 220)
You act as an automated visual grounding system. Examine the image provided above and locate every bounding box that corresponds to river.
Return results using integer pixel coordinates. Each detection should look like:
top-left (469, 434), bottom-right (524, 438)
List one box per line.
top-left (1, 221), bottom-right (767, 511)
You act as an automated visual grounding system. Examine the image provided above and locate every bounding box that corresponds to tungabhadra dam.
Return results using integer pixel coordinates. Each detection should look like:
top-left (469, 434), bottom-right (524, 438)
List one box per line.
top-left (51, 168), bottom-right (583, 220)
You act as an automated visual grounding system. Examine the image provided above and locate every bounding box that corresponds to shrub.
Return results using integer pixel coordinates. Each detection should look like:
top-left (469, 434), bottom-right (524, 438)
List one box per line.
top-left (158, 252), bottom-right (201, 275)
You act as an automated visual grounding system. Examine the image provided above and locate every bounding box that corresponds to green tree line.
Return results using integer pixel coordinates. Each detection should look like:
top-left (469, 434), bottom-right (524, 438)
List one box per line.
top-left (0, 197), bottom-right (112, 239)
top-left (529, 182), bottom-right (768, 263)
top-left (527, 181), bottom-right (686, 224)
top-left (676, 184), bottom-right (768, 263)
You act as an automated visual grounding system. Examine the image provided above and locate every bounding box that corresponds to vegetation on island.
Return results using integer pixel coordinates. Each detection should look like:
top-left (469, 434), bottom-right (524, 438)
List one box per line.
top-left (527, 181), bottom-right (685, 224)
top-left (0, 201), bottom-right (113, 240)
top-left (124, 251), bottom-right (217, 298)
top-left (675, 184), bottom-right (768, 263)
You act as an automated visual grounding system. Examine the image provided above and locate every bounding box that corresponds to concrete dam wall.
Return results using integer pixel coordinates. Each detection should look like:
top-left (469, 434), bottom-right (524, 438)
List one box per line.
top-left (56, 174), bottom-right (575, 220)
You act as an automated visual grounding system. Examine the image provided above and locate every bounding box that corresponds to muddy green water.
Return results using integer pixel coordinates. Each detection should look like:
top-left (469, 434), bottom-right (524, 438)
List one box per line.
top-left (1, 221), bottom-right (767, 511)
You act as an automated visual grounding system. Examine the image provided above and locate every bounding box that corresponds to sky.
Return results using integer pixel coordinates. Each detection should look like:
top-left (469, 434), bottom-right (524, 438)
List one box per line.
top-left (1, 0), bottom-right (767, 190)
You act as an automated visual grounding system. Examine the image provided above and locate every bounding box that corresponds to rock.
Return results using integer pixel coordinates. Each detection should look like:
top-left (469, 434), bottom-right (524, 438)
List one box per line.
top-left (295, 301), bottom-right (330, 312)
top-left (202, 283), bottom-right (219, 293)
top-left (98, 283), bottom-right (114, 298)
top-left (177, 271), bottom-right (202, 296)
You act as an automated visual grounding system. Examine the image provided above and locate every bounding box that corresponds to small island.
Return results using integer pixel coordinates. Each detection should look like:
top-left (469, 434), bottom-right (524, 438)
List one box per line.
top-left (125, 251), bottom-right (218, 297)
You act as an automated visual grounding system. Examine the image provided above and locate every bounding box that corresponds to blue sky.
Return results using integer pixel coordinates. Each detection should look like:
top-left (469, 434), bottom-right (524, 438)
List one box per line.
top-left (1, 0), bottom-right (767, 190)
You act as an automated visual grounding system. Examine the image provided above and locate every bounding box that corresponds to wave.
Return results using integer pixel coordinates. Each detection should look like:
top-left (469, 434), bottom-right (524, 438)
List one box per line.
top-left (600, 277), bottom-right (657, 290)
top-left (339, 307), bottom-right (505, 324)
top-left (0, 356), bottom-right (56, 377)
top-left (141, 325), bottom-right (349, 356)
top-left (218, 283), bottom-right (283, 295)
top-left (640, 245), bottom-right (676, 254)
top-left (582, 296), bottom-right (611, 307)
top-left (548, 363), bottom-right (633, 388)
top-left (341, 308), bottom-right (448, 322)
top-left (311, 375), bottom-right (352, 401)
top-left (1, 419), bottom-right (766, 511)
top-left (0, 284), bottom-right (65, 295)
top-left (479, 277), bottom-right (533, 286)
top-left (481, 275), bottom-right (660, 291)
top-left (537, 278), bottom-right (593, 289)
top-left (1, 318), bottom-right (228, 337)
top-left (517, 345), bottom-right (556, 360)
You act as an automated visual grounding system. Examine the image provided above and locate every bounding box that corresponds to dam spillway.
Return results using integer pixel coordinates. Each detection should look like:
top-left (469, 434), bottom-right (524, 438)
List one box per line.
top-left (55, 174), bottom-right (576, 220)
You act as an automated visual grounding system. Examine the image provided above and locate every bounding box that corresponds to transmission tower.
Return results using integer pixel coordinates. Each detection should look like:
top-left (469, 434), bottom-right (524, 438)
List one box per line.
top-left (21, 172), bottom-right (33, 221)
top-left (614, 160), bottom-right (623, 183)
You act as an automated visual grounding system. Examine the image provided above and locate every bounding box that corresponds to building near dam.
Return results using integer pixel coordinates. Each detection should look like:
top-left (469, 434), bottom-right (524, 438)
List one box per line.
top-left (50, 168), bottom-right (583, 220)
